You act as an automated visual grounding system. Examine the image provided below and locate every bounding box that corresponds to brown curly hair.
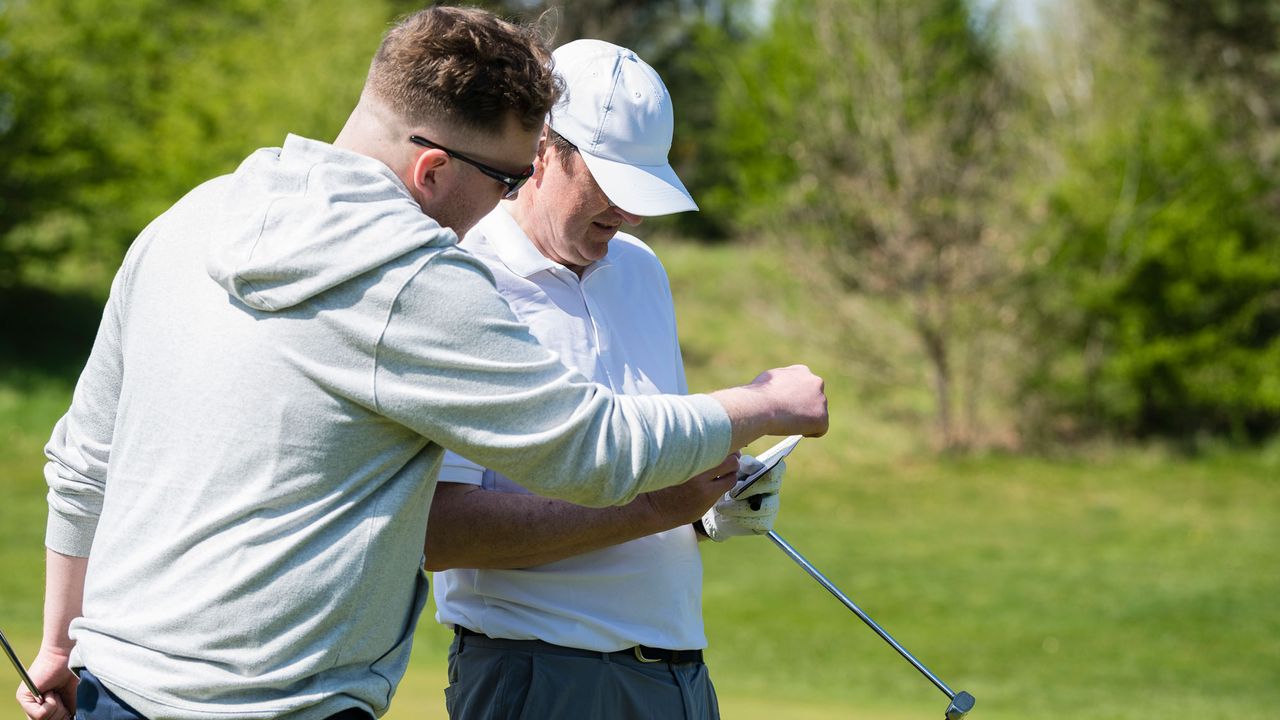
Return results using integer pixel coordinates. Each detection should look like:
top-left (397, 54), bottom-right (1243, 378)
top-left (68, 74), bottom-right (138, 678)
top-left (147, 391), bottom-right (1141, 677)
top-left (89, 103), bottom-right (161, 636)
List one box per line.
top-left (366, 6), bottom-right (561, 134)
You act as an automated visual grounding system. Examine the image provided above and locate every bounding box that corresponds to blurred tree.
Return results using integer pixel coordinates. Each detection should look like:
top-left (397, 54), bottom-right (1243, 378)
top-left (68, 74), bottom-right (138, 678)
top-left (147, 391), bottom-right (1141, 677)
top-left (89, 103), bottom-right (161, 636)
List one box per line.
top-left (0, 0), bottom-right (388, 293)
top-left (1014, 0), bottom-right (1280, 441)
top-left (709, 0), bottom-right (1026, 448)
top-left (1123, 0), bottom-right (1280, 160)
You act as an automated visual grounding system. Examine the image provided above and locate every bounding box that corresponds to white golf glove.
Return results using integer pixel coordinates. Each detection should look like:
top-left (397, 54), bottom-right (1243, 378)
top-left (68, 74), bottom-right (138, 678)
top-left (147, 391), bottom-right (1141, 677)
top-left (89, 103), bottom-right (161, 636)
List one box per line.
top-left (699, 454), bottom-right (785, 542)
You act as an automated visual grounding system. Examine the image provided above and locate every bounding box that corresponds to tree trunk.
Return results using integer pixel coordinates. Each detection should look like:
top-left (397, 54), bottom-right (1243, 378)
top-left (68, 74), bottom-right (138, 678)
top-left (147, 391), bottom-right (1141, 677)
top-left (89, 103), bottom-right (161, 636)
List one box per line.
top-left (917, 318), bottom-right (956, 450)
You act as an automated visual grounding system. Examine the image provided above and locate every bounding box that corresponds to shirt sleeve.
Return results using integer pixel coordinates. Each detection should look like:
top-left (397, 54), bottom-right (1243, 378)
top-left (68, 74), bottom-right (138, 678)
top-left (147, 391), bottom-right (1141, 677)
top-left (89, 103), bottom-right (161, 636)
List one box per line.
top-left (372, 249), bottom-right (732, 508)
top-left (44, 260), bottom-right (133, 557)
top-left (658, 261), bottom-right (689, 396)
top-left (438, 450), bottom-right (485, 486)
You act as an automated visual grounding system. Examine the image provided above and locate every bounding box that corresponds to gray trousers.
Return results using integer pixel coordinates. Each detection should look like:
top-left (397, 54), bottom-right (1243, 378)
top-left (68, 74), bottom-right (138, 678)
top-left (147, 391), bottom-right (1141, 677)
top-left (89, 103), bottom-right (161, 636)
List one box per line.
top-left (444, 630), bottom-right (721, 720)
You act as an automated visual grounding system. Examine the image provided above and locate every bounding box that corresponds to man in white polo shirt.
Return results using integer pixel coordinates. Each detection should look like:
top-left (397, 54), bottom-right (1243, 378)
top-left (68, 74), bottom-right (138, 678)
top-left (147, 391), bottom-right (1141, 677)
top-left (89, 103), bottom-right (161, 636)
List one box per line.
top-left (424, 40), bottom-right (787, 719)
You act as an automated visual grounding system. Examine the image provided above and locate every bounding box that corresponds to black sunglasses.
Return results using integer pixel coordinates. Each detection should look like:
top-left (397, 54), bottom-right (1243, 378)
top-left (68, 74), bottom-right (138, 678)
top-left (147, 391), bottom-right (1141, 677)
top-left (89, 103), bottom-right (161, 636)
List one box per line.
top-left (409, 135), bottom-right (534, 199)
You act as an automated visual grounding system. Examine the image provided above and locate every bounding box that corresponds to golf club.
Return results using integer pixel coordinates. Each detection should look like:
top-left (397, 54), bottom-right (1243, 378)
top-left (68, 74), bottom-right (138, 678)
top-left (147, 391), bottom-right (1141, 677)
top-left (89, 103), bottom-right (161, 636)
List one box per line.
top-left (0, 627), bottom-right (44, 705)
top-left (767, 531), bottom-right (976, 719)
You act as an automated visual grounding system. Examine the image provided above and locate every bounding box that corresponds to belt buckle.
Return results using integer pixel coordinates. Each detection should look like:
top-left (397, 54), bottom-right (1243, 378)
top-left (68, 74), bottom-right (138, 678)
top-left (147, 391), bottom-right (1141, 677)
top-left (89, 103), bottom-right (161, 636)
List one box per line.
top-left (633, 646), bottom-right (662, 663)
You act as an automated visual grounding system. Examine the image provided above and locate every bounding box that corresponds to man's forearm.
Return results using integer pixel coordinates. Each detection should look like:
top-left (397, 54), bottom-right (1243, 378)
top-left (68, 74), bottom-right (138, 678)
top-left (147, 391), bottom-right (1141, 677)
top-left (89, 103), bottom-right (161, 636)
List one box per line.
top-left (43, 549), bottom-right (88, 653)
top-left (423, 483), bottom-right (668, 570)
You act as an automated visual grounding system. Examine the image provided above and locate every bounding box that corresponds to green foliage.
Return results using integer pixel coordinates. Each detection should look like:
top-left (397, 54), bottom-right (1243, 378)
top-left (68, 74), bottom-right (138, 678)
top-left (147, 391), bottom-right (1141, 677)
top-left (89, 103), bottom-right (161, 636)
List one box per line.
top-left (693, 1), bottom-right (809, 231)
top-left (1126, 0), bottom-right (1280, 143)
top-left (1018, 5), bottom-right (1280, 440)
top-left (0, 0), bottom-right (387, 292)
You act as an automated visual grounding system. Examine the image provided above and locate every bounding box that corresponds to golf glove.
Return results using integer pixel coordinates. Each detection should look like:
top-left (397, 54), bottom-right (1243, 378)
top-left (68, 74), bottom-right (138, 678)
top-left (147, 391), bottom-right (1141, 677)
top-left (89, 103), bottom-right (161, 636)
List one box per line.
top-left (699, 454), bottom-right (785, 542)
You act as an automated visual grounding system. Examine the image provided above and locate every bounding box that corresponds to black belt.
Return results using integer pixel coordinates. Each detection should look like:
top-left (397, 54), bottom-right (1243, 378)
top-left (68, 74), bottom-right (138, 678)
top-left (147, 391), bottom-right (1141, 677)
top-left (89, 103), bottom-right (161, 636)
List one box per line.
top-left (455, 625), bottom-right (704, 665)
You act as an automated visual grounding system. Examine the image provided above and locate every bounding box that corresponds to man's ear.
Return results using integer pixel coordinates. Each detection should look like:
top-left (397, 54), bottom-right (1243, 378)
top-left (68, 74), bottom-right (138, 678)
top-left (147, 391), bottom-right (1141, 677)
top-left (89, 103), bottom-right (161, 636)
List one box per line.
top-left (410, 148), bottom-right (451, 199)
top-left (531, 131), bottom-right (551, 182)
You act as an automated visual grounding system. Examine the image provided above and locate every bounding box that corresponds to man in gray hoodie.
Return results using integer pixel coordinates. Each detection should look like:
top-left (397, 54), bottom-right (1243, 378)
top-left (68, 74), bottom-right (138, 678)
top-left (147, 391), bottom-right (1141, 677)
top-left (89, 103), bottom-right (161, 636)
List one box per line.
top-left (18, 7), bottom-right (827, 720)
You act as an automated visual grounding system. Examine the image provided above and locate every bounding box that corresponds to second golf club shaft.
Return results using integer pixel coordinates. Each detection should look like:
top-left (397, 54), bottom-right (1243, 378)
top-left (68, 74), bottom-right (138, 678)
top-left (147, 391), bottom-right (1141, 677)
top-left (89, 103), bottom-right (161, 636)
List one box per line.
top-left (767, 530), bottom-right (957, 700)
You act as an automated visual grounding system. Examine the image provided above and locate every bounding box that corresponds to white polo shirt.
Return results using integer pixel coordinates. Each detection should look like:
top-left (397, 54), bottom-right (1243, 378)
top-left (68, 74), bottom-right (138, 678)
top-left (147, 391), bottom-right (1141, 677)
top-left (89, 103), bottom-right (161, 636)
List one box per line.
top-left (432, 205), bottom-right (705, 652)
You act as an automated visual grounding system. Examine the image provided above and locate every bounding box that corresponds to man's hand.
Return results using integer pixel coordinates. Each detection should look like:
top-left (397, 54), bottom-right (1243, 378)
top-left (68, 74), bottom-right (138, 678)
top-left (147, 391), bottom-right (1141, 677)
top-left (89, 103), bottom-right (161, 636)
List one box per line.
top-left (749, 365), bottom-right (828, 437)
top-left (711, 365), bottom-right (828, 451)
top-left (699, 455), bottom-right (785, 542)
top-left (639, 454), bottom-right (741, 530)
top-left (16, 645), bottom-right (76, 720)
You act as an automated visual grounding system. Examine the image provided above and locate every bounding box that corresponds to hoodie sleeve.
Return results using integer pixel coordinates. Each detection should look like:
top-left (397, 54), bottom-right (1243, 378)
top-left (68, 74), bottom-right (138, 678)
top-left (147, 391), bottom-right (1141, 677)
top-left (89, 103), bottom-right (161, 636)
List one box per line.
top-left (371, 249), bottom-right (732, 508)
top-left (44, 259), bottom-right (133, 557)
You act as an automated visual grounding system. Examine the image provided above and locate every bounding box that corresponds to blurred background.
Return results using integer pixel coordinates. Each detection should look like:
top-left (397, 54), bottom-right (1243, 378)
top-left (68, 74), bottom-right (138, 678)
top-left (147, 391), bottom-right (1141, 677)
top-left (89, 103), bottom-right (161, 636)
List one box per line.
top-left (1, 1), bottom-right (1277, 718)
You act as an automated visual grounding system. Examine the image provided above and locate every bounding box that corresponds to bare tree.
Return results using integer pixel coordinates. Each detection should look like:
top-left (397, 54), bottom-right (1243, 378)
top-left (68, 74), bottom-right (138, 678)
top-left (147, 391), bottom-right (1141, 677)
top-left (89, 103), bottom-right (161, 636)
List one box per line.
top-left (748, 0), bottom-right (1024, 448)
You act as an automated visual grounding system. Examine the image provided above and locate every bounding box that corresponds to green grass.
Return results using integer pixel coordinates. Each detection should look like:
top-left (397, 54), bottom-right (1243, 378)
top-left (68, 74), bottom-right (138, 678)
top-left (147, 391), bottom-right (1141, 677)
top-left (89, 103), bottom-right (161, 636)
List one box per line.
top-left (3, 239), bottom-right (1278, 718)
top-left (0, 374), bottom-right (77, 647)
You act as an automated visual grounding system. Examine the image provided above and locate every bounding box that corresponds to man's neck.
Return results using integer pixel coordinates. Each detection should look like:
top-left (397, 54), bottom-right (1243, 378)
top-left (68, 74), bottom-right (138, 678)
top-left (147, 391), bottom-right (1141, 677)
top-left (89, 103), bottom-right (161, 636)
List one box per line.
top-left (336, 99), bottom-right (399, 159)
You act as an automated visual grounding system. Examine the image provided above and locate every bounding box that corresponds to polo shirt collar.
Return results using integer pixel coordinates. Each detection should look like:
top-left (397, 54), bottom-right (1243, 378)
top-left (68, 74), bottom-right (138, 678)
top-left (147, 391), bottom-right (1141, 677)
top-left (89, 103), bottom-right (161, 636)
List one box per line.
top-left (475, 205), bottom-right (612, 280)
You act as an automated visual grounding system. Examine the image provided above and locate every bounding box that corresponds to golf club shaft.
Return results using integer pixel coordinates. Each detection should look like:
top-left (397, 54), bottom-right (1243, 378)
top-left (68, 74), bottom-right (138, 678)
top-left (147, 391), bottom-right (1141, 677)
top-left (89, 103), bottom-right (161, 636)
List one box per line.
top-left (0, 629), bottom-right (43, 704)
top-left (767, 530), bottom-right (957, 700)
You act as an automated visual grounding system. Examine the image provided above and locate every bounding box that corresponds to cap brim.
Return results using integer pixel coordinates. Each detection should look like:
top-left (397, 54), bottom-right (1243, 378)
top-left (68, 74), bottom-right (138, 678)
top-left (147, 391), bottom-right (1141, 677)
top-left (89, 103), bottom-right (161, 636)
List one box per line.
top-left (578, 152), bottom-right (698, 217)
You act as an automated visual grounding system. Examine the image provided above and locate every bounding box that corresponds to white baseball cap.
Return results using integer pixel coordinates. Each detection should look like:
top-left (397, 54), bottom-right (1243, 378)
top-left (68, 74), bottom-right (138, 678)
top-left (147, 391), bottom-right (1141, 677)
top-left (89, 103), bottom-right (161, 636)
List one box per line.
top-left (548, 40), bottom-right (698, 216)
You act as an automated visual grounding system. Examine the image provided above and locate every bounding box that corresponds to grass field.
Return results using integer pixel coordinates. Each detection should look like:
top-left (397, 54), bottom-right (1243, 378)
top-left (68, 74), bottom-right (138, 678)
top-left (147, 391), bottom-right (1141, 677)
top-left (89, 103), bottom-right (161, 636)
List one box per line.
top-left (2, 239), bottom-right (1278, 718)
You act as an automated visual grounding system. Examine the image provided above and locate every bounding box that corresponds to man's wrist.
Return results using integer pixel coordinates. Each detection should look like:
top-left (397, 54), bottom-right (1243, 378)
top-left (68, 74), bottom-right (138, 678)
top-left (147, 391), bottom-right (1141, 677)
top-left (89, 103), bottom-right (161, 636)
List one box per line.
top-left (709, 385), bottom-right (776, 450)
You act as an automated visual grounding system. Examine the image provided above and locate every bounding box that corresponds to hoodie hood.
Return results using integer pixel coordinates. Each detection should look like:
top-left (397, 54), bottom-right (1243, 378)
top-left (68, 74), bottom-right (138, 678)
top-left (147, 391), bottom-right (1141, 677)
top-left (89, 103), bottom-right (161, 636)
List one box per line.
top-left (206, 134), bottom-right (456, 311)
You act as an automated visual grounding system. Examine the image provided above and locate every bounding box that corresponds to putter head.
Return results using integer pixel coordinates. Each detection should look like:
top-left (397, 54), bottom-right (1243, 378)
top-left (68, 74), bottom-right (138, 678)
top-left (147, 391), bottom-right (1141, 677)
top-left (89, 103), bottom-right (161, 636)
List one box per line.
top-left (945, 691), bottom-right (976, 719)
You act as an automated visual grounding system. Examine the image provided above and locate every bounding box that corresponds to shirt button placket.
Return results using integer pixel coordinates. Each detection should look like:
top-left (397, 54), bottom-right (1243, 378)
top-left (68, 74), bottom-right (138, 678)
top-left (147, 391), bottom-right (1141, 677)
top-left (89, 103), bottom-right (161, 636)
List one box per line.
top-left (577, 276), bottom-right (615, 388)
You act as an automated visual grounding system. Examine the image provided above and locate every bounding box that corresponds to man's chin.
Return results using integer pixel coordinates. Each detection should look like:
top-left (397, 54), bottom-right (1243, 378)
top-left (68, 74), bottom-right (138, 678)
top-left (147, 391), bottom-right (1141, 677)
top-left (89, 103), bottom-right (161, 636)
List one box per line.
top-left (581, 242), bottom-right (611, 262)
top-left (433, 213), bottom-right (480, 239)
top-left (425, 200), bottom-right (496, 239)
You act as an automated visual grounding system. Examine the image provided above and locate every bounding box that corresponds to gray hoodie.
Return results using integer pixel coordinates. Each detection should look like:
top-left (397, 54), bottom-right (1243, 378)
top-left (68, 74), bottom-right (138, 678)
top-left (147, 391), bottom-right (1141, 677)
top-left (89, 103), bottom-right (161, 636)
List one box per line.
top-left (44, 135), bottom-right (730, 719)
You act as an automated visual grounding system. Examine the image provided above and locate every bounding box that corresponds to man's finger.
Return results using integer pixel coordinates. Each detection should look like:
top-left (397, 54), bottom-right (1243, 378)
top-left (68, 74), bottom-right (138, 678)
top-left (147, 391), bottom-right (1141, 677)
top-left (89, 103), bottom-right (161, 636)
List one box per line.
top-left (710, 473), bottom-right (737, 494)
top-left (17, 687), bottom-right (66, 720)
